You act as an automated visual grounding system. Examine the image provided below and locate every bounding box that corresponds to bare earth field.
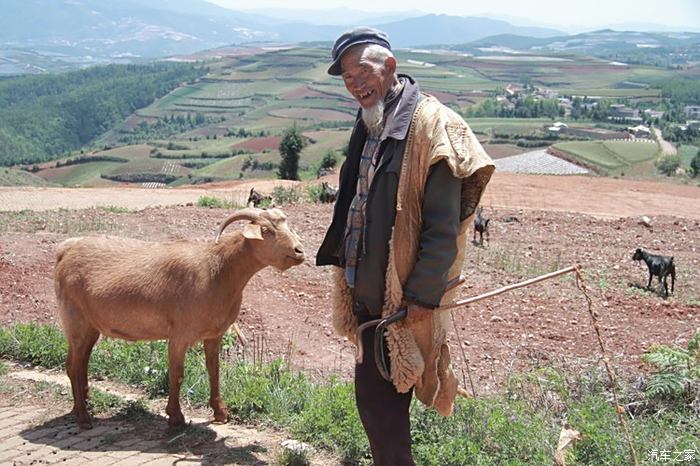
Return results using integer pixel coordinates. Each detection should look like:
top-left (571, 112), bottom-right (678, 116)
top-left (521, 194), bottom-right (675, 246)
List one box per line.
top-left (1, 172), bottom-right (699, 395)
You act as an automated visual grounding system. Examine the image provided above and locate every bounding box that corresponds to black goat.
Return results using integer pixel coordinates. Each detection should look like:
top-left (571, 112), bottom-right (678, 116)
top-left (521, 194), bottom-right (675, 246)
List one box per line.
top-left (473, 206), bottom-right (490, 245)
top-left (246, 187), bottom-right (271, 208)
top-left (319, 182), bottom-right (338, 204)
top-left (632, 248), bottom-right (676, 297)
top-left (316, 167), bottom-right (334, 179)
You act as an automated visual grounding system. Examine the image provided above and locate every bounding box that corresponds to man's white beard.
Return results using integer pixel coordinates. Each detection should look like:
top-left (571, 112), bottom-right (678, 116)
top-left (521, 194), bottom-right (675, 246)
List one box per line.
top-left (361, 100), bottom-right (384, 136)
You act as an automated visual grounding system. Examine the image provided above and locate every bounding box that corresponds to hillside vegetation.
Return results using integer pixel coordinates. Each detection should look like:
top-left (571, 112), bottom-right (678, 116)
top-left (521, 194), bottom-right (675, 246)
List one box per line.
top-left (0, 63), bottom-right (206, 166)
top-left (3, 44), bottom-right (699, 186)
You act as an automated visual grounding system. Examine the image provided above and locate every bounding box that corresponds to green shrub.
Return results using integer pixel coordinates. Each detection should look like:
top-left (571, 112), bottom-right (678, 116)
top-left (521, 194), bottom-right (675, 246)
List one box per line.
top-left (272, 186), bottom-right (302, 205)
top-left (274, 448), bottom-right (311, 466)
top-left (291, 379), bottom-right (369, 462)
top-left (87, 388), bottom-right (126, 414)
top-left (0, 323), bottom-right (67, 368)
top-left (196, 195), bottom-right (237, 209)
top-left (655, 155), bottom-right (681, 175)
top-left (304, 184), bottom-right (324, 203)
top-left (642, 331), bottom-right (700, 407)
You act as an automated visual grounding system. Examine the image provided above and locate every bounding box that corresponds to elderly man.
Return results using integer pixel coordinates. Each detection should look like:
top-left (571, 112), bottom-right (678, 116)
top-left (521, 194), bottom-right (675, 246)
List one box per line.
top-left (316, 27), bottom-right (494, 465)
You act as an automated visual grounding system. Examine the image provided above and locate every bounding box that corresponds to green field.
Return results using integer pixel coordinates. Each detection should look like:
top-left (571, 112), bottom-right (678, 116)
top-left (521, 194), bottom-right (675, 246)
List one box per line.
top-left (553, 140), bottom-right (659, 172)
top-left (0, 167), bottom-right (55, 187)
top-left (466, 118), bottom-right (554, 133)
top-left (678, 145), bottom-right (699, 170)
top-left (19, 45), bottom-right (690, 186)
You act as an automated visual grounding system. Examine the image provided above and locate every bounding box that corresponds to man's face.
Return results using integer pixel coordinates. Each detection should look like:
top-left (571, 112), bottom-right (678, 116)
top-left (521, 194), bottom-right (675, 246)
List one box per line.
top-left (340, 46), bottom-right (394, 109)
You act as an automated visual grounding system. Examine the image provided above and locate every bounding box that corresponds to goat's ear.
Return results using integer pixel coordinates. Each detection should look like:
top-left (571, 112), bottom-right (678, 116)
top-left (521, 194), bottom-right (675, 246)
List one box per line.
top-left (242, 224), bottom-right (263, 240)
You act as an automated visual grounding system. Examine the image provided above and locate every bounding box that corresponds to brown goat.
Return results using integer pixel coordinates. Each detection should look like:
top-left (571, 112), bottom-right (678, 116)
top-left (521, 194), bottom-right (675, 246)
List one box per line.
top-left (54, 208), bottom-right (304, 429)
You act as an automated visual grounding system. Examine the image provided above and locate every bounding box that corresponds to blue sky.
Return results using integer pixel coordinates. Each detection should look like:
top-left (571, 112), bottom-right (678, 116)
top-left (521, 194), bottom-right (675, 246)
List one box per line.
top-left (209, 0), bottom-right (700, 31)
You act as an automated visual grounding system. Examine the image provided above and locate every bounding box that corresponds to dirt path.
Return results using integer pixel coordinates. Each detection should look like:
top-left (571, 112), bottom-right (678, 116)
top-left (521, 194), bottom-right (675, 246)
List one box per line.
top-left (2, 173), bottom-right (699, 219)
top-left (653, 127), bottom-right (677, 156)
top-left (0, 363), bottom-right (340, 465)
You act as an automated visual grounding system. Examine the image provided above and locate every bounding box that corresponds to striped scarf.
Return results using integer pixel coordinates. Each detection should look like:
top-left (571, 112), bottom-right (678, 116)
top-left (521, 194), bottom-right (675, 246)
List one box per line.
top-left (343, 134), bottom-right (381, 288)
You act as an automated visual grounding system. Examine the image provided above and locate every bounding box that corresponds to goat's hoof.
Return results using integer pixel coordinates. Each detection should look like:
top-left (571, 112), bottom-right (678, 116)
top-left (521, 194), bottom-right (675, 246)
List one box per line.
top-left (213, 409), bottom-right (229, 424)
top-left (168, 414), bottom-right (186, 428)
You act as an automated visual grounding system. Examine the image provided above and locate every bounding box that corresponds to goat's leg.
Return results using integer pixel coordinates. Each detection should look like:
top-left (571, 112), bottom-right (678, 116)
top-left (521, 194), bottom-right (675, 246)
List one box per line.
top-left (646, 271), bottom-right (653, 289)
top-left (671, 270), bottom-right (675, 293)
top-left (166, 340), bottom-right (187, 427)
top-left (204, 337), bottom-right (228, 423)
top-left (65, 328), bottom-right (99, 429)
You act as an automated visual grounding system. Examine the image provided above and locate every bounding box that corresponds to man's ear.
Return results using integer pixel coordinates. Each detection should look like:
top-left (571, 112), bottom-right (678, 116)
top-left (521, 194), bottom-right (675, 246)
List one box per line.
top-left (242, 224), bottom-right (263, 240)
top-left (385, 56), bottom-right (397, 75)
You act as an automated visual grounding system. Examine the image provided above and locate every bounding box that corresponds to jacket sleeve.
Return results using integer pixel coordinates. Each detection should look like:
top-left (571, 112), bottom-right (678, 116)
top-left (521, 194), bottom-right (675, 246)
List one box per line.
top-left (402, 159), bottom-right (461, 308)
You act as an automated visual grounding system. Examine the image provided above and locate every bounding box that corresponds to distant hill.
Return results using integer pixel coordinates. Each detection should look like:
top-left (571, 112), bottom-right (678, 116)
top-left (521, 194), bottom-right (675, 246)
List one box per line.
top-left (455, 30), bottom-right (700, 66)
top-left (0, 62), bottom-right (206, 166)
top-left (376, 14), bottom-right (562, 47)
top-left (1, 0), bottom-right (566, 74)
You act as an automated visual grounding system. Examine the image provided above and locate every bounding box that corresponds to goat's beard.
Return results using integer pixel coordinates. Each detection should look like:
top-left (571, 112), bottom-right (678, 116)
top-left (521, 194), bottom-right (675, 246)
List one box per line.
top-left (361, 100), bottom-right (385, 136)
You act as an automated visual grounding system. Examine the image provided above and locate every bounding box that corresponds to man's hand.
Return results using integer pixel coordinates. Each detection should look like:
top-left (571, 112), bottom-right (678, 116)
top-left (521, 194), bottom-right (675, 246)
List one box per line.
top-left (406, 303), bottom-right (433, 324)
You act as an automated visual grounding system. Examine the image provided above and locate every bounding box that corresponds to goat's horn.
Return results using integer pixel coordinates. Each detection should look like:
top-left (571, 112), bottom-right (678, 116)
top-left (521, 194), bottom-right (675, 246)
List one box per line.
top-left (215, 208), bottom-right (263, 243)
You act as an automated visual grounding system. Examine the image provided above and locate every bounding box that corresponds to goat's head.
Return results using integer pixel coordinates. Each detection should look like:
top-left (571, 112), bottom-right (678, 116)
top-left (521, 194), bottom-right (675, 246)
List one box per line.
top-left (215, 208), bottom-right (304, 270)
top-left (632, 248), bottom-right (644, 261)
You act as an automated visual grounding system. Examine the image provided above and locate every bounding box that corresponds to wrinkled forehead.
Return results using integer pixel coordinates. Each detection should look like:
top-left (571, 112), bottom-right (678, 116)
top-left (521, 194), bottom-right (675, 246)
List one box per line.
top-left (340, 44), bottom-right (375, 71)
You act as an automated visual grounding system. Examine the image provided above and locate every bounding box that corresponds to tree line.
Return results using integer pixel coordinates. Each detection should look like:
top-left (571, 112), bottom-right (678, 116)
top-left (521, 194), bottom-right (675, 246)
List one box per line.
top-left (0, 63), bottom-right (207, 166)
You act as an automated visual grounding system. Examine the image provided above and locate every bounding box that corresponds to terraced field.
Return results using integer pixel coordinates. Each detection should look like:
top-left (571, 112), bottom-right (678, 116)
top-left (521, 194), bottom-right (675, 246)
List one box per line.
top-left (20, 45), bottom-right (686, 188)
top-left (553, 140), bottom-right (659, 173)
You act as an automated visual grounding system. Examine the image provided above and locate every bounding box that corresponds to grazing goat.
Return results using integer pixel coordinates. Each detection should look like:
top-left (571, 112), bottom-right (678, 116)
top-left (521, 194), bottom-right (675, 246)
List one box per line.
top-left (319, 182), bottom-right (338, 204)
top-left (246, 187), bottom-right (272, 208)
top-left (473, 206), bottom-right (490, 245)
top-left (54, 208), bottom-right (304, 429)
top-left (316, 167), bottom-right (334, 179)
top-left (632, 248), bottom-right (675, 297)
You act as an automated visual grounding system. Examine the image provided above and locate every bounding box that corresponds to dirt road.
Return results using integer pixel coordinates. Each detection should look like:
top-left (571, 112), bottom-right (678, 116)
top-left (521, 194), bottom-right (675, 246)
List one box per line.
top-left (653, 127), bottom-right (677, 156)
top-left (2, 173), bottom-right (699, 219)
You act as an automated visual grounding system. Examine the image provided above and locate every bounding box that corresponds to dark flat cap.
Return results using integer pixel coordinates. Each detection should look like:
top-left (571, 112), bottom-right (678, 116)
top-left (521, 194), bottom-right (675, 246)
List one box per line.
top-left (328, 27), bottom-right (391, 76)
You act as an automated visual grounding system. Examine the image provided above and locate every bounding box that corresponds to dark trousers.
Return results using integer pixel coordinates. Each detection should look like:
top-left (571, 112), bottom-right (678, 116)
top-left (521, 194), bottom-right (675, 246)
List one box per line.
top-left (355, 315), bottom-right (415, 466)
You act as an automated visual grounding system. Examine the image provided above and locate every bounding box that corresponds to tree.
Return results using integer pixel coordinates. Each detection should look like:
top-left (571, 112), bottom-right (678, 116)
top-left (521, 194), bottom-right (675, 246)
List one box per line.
top-left (278, 125), bottom-right (305, 180)
top-left (690, 148), bottom-right (700, 178)
top-left (320, 150), bottom-right (338, 170)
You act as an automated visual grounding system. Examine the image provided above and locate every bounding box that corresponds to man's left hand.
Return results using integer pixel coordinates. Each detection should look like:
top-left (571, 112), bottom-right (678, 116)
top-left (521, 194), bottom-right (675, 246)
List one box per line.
top-left (406, 303), bottom-right (433, 323)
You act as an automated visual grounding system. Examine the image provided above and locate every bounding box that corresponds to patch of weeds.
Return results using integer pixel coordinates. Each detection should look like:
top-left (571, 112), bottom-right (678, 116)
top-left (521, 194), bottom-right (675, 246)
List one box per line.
top-left (216, 359), bottom-right (311, 424)
top-left (291, 378), bottom-right (368, 462)
top-left (641, 331), bottom-right (700, 410)
top-left (87, 388), bottom-right (126, 415)
top-left (304, 184), bottom-right (323, 203)
top-left (196, 195), bottom-right (237, 209)
top-left (686, 298), bottom-right (700, 308)
top-left (0, 323), bottom-right (67, 368)
top-left (114, 399), bottom-right (151, 422)
top-left (274, 448), bottom-right (311, 466)
top-left (97, 205), bottom-right (133, 214)
top-left (90, 339), bottom-right (171, 397)
top-left (0, 360), bottom-right (7, 376)
top-left (272, 186), bottom-right (302, 205)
